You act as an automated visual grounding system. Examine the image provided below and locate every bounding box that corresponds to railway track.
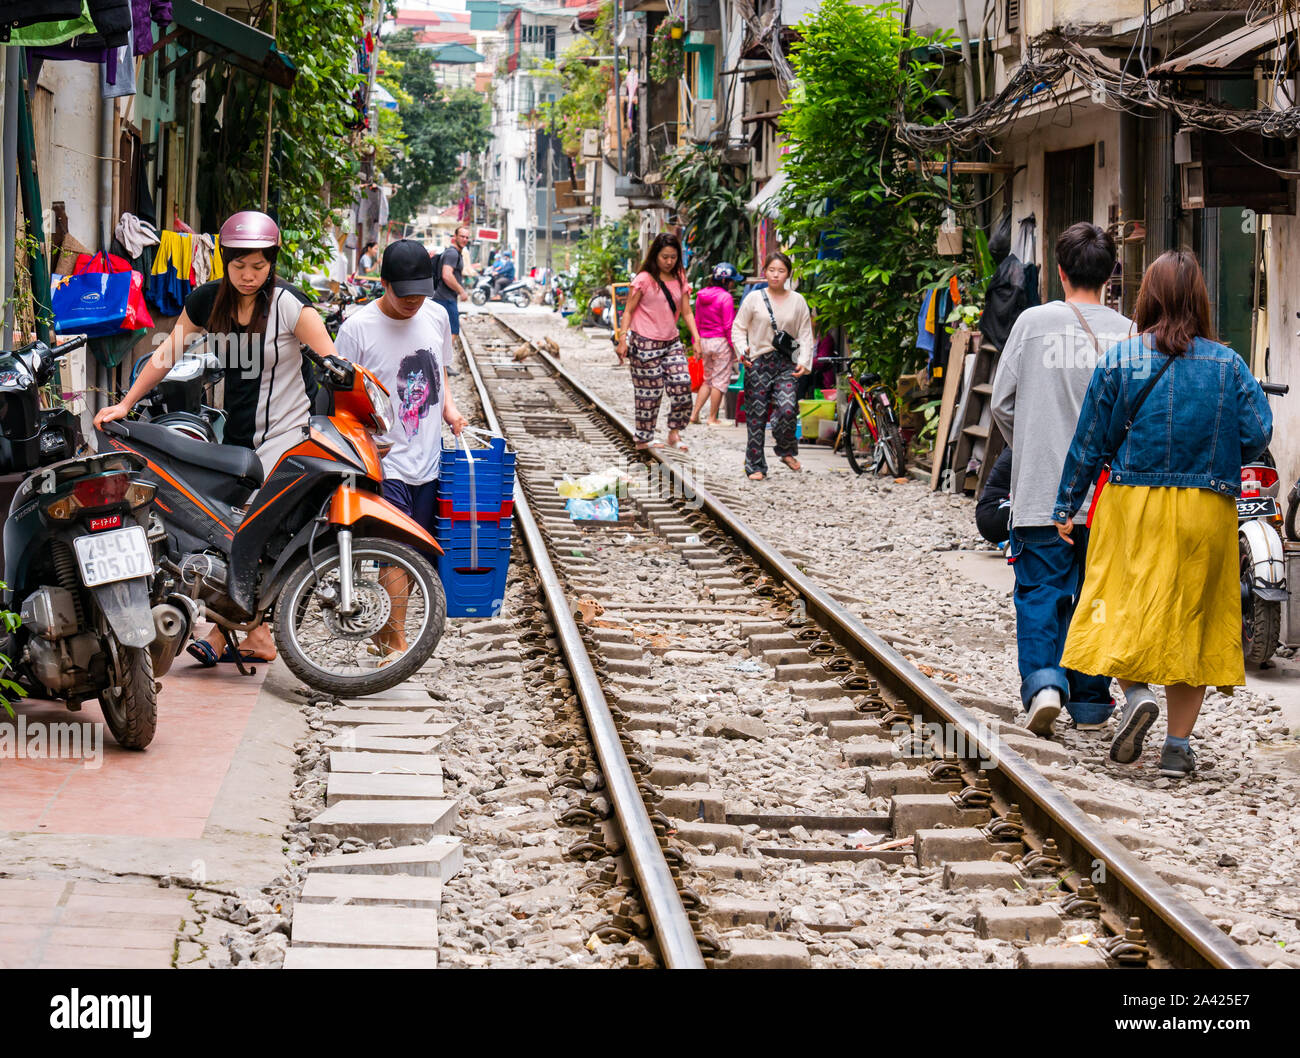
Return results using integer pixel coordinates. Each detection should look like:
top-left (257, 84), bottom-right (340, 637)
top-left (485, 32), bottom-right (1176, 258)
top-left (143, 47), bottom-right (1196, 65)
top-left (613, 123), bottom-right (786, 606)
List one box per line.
top-left (453, 310), bottom-right (1259, 970)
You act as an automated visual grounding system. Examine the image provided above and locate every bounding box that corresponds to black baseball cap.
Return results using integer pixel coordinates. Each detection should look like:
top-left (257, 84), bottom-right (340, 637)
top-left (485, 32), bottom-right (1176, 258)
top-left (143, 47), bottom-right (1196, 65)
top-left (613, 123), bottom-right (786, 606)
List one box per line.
top-left (381, 239), bottom-right (438, 297)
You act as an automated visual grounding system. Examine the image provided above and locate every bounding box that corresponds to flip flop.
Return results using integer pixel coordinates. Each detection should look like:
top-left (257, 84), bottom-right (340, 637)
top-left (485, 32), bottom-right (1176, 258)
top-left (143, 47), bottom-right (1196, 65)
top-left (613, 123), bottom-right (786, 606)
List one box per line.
top-left (665, 441), bottom-right (689, 452)
top-left (218, 646), bottom-right (275, 664)
top-left (747, 472), bottom-right (765, 481)
top-left (782, 457), bottom-right (802, 471)
top-left (186, 640), bottom-right (219, 668)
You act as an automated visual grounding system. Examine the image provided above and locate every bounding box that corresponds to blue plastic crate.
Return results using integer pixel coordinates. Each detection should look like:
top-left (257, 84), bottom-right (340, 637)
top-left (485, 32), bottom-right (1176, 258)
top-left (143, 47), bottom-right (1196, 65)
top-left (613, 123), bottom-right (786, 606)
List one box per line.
top-left (436, 547), bottom-right (510, 618)
top-left (435, 517), bottom-right (514, 551)
top-left (440, 437), bottom-right (516, 476)
top-left (436, 479), bottom-right (515, 512)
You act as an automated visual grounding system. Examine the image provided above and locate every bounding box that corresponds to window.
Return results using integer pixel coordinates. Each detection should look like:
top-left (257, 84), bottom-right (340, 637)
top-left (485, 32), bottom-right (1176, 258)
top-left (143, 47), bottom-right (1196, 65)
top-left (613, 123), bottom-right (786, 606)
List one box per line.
top-left (517, 159), bottom-right (526, 182)
top-left (545, 26), bottom-right (556, 60)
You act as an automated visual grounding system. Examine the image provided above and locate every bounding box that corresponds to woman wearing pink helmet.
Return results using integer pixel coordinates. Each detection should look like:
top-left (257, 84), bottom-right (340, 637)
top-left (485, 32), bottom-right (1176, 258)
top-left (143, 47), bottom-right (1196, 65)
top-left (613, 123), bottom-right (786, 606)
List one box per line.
top-left (94, 209), bottom-right (342, 666)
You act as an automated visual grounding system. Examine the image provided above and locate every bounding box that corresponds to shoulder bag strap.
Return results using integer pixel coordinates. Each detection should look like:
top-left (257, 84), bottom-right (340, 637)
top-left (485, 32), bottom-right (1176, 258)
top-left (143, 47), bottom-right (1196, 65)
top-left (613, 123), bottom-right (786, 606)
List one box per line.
top-left (1104, 348), bottom-right (1176, 464)
top-left (760, 288), bottom-right (779, 332)
top-left (655, 276), bottom-right (678, 318)
top-left (1066, 301), bottom-right (1103, 356)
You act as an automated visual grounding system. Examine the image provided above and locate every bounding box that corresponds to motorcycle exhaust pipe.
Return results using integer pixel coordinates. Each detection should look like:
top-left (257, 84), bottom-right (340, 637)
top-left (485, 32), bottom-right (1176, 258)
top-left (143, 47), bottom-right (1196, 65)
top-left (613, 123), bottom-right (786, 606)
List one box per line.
top-left (149, 602), bottom-right (191, 678)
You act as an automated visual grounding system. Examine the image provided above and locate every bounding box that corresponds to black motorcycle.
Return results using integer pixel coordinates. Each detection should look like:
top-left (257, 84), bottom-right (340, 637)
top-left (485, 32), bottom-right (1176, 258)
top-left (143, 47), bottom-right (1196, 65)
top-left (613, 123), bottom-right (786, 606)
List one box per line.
top-left (131, 350), bottom-right (226, 442)
top-left (0, 336), bottom-right (186, 749)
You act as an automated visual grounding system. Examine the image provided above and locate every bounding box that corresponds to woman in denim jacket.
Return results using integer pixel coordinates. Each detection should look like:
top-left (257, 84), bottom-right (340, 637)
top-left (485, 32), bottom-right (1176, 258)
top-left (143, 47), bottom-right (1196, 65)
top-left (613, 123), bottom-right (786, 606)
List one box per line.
top-left (1052, 250), bottom-right (1272, 779)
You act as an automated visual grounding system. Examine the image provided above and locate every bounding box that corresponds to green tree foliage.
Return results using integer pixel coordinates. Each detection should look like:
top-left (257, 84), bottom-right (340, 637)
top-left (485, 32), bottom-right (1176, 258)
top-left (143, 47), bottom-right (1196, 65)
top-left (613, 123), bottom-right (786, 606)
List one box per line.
top-left (777, 0), bottom-right (952, 381)
top-left (198, 0), bottom-right (368, 277)
top-left (386, 30), bottom-right (492, 223)
top-left (662, 147), bottom-right (753, 281)
top-left (568, 217), bottom-right (635, 326)
top-left (365, 49), bottom-right (410, 174)
top-left (546, 3), bottom-right (614, 158)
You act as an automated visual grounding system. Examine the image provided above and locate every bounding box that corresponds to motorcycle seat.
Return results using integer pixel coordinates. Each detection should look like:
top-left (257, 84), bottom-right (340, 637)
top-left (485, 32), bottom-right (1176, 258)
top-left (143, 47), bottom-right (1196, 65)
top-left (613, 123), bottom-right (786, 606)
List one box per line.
top-left (111, 420), bottom-right (264, 492)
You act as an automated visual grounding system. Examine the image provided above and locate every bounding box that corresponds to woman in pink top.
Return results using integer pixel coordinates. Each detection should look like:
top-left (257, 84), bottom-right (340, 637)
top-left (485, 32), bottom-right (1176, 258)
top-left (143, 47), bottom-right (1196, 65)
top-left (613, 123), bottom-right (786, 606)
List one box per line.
top-left (689, 262), bottom-right (743, 425)
top-left (615, 232), bottom-right (702, 451)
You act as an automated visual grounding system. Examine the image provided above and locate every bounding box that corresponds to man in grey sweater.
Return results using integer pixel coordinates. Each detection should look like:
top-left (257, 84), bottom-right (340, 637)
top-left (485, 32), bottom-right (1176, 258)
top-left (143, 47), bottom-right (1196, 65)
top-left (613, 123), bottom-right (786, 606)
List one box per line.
top-left (990, 223), bottom-right (1132, 736)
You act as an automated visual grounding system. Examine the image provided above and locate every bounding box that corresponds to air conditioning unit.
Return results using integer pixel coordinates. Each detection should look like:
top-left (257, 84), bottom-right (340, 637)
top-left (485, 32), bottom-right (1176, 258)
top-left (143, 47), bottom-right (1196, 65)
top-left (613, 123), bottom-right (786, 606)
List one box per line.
top-left (581, 128), bottom-right (600, 160)
top-left (691, 99), bottom-right (717, 143)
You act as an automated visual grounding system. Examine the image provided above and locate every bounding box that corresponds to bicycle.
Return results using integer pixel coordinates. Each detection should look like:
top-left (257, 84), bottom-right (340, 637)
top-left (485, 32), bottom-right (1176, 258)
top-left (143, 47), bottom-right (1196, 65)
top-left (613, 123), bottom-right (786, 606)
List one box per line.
top-left (822, 355), bottom-right (908, 477)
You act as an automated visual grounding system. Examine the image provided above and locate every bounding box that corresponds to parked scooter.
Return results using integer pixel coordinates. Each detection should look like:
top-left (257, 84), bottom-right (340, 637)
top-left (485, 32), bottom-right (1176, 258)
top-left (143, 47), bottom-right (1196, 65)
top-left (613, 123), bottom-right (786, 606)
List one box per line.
top-left (131, 351), bottom-right (226, 442)
top-left (1240, 380), bottom-right (1291, 664)
top-left (469, 272), bottom-right (533, 308)
top-left (0, 335), bottom-right (184, 749)
top-left (99, 346), bottom-right (447, 696)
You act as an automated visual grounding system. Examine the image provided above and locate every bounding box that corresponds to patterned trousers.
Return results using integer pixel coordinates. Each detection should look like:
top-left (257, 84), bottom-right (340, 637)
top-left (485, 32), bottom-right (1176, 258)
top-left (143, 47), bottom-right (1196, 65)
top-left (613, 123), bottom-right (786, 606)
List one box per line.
top-left (628, 332), bottom-right (692, 444)
top-left (744, 353), bottom-right (798, 475)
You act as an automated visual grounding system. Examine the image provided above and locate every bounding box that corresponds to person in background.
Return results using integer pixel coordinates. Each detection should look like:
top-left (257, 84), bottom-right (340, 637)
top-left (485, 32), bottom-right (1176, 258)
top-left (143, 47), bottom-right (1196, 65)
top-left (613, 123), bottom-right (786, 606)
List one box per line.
top-left (731, 252), bottom-right (814, 480)
top-left (615, 232), bottom-right (701, 451)
top-left (334, 240), bottom-right (469, 658)
top-left (976, 446), bottom-right (1012, 547)
top-left (990, 222), bottom-right (1132, 737)
top-left (491, 249), bottom-right (515, 297)
top-left (359, 240), bottom-right (379, 275)
top-left (434, 224), bottom-right (472, 363)
top-left (689, 262), bottom-right (743, 426)
top-left (1054, 250), bottom-right (1272, 779)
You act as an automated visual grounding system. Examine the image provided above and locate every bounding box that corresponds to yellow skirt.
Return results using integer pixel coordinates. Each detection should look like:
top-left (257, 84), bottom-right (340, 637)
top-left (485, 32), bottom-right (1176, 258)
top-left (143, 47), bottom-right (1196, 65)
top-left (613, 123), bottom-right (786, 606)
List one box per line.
top-left (1061, 484), bottom-right (1244, 688)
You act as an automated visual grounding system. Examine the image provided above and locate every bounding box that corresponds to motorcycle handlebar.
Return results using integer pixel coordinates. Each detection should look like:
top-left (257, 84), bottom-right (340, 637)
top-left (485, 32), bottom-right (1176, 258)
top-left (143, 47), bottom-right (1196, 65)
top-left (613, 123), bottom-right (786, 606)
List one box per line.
top-left (1262, 382), bottom-right (1289, 397)
top-left (301, 345), bottom-right (354, 386)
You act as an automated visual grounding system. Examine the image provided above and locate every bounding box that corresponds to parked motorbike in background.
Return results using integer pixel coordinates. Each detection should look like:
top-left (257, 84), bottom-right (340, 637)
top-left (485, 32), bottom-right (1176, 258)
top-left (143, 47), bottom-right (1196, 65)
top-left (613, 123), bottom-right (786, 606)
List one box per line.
top-left (0, 335), bottom-right (184, 749)
top-left (470, 272), bottom-right (533, 308)
top-left (1240, 380), bottom-right (1291, 664)
top-left (585, 290), bottom-right (613, 330)
top-left (131, 350), bottom-right (226, 442)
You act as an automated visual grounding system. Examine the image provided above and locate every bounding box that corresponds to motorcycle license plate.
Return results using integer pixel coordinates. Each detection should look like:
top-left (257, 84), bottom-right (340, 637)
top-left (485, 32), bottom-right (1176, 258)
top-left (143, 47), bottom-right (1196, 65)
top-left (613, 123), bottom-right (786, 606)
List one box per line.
top-left (73, 526), bottom-right (152, 587)
top-left (1237, 496), bottom-right (1279, 519)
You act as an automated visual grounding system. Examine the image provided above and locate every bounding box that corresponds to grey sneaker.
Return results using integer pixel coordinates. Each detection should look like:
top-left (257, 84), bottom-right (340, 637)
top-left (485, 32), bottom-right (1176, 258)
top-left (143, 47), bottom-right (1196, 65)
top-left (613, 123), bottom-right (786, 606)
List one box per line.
top-left (1110, 687), bottom-right (1158, 764)
top-left (1159, 741), bottom-right (1195, 778)
top-left (1025, 687), bottom-right (1063, 736)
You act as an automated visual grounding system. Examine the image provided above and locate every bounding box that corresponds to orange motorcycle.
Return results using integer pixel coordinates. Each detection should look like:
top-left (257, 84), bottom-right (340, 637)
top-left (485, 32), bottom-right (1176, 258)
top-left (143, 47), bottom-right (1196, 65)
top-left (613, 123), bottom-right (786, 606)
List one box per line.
top-left (99, 348), bottom-right (446, 696)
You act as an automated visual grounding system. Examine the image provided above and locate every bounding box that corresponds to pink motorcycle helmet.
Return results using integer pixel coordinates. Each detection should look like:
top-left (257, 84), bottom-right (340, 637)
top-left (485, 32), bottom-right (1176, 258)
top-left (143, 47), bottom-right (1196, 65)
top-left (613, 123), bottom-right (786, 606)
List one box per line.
top-left (219, 210), bottom-right (281, 250)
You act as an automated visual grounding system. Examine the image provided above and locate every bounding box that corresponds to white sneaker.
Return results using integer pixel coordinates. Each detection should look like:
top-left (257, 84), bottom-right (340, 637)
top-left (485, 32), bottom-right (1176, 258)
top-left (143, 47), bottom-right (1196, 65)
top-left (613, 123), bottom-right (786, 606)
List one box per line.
top-left (1026, 688), bottom-right (1063, 737)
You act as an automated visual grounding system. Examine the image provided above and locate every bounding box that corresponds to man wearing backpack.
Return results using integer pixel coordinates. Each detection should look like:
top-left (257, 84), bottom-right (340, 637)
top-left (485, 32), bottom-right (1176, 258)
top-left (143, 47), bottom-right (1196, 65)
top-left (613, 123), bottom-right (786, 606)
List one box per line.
top-left (434, 225), bottom-right (471, 349)
top-left (990, 223), bottom-right (1131, 737)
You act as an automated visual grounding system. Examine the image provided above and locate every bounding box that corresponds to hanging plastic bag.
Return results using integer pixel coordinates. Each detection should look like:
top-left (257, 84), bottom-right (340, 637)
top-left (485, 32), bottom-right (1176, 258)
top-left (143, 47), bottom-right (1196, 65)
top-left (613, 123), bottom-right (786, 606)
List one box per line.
top-left (556, 466), bottom-right (630, 500)
top-left (688, 354), bottom-right (704, 392)
top-left (51, 265), bottom-right (131, 337)
top-left (72, 251), bottom-right (154, 330)
top-left (566, 495), bottom-right (620, 521)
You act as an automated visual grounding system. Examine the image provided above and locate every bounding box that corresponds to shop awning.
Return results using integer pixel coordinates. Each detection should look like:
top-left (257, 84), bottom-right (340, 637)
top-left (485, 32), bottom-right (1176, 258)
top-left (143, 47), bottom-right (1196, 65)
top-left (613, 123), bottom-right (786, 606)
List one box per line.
top-left (746, 167), bottom-right (786, 216)
top-left (1151, 16), bottom-right (1296, 74)
top-left (157, 0), bottom-right (297, 88)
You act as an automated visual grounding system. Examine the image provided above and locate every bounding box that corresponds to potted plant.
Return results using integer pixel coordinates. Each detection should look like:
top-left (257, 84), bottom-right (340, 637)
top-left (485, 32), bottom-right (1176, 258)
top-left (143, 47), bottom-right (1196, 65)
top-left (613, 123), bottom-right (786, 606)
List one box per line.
top-left (651, 17), bottom-right (685, 82)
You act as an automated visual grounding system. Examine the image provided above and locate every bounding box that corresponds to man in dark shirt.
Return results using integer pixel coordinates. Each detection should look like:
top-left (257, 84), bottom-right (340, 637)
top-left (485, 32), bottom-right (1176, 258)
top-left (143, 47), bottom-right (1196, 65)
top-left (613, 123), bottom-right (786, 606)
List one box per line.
top-left (433, 225), bottom-right (471, 346)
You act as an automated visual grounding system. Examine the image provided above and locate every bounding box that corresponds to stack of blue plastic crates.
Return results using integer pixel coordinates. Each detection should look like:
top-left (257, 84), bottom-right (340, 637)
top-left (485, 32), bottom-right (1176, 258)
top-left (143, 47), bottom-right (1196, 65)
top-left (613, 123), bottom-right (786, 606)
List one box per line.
top-left (435, 436), bottom-right (516, 617)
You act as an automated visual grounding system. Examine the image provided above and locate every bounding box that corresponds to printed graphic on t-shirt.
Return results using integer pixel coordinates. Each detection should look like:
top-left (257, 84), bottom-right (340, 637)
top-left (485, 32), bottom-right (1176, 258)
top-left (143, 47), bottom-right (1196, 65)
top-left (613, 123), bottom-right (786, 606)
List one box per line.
top-left (397, 348), bottom-right (441, 438)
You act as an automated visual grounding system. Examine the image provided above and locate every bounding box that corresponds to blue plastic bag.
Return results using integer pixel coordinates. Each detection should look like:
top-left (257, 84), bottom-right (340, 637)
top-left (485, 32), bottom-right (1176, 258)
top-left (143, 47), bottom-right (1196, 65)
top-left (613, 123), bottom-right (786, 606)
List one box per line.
top-left (566, 495), bottom-right (620, 521)
top-left (51, 268), bottom-right (131, 336)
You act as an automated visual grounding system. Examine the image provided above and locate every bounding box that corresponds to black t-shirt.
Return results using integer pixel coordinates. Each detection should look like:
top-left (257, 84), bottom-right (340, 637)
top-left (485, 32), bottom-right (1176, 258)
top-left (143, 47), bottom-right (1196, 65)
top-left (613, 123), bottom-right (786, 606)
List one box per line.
top-left (184, 279), bottom-right (318, 452)
top-left (433, 246), bottom-right (463, 301)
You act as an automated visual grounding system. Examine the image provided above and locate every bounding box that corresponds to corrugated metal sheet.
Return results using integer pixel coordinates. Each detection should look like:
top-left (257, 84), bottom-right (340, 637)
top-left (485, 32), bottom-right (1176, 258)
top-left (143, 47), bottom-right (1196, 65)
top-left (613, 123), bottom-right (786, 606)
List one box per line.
top-left (1151, 16), bottom-right (1295, 73)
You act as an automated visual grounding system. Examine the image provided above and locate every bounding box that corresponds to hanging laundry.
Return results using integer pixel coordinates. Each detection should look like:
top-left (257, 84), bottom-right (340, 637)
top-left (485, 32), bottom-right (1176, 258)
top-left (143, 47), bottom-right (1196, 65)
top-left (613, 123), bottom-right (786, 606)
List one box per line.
top-left (6, 2), bottom-right (97, 46)
top-left (115, 212), bottom-right (160, 259)
top-left (191, 233), bottom-right (216, 286)
top-left (148, 230), bottom-right (194, 317)
top-left (916, 289), bottom-right (936, 355)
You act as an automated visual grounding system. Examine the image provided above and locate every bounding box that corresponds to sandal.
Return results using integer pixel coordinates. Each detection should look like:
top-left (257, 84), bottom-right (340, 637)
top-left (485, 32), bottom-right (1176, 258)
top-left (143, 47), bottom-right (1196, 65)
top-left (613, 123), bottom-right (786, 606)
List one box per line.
top-left (186, 640), bottom-right (219, 668)
top-left (782, 456), bottom-right (802, 471)
top-left (747, 471), bottom-right (765, 481)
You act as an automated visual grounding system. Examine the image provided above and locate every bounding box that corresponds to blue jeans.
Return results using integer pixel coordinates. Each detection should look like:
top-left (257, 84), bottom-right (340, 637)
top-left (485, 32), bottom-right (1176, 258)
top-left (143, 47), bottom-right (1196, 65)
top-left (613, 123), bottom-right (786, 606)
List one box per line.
top-left (1009, 524), bottom-right (1113, 724)
top-left (435, 296), bottom-right (460, 335)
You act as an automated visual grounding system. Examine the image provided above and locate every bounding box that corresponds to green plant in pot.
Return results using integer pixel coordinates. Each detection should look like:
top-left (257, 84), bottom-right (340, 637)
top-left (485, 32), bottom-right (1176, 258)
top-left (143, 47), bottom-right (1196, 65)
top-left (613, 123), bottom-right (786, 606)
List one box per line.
top-left (651, 17), bottom-right (685, 82)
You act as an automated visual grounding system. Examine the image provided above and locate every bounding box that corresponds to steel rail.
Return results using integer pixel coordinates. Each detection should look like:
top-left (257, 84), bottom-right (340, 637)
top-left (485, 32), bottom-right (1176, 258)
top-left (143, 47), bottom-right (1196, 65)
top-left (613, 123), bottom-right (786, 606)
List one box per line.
top-left (508, 335), bottom-right (1256, 971)
top-left (458, 325), bottom-right (706, 969)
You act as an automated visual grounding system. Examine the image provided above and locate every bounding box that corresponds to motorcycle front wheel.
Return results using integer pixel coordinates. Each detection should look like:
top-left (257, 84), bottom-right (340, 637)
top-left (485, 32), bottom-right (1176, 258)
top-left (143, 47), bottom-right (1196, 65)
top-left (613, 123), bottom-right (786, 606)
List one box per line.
top-left (274, 538), bottom-right (447, 697)
top-left (471, 288), bottom-right (488, 307)
top-left (98, 645), bottom-right (158, 750)
top-left (511, 291), bottom-right (531, 308)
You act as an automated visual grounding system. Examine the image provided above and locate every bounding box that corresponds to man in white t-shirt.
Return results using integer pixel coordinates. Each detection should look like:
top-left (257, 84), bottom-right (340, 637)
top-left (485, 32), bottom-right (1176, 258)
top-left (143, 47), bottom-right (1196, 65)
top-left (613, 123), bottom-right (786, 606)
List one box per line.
top-left (335, 240), bottom-right (468, 653)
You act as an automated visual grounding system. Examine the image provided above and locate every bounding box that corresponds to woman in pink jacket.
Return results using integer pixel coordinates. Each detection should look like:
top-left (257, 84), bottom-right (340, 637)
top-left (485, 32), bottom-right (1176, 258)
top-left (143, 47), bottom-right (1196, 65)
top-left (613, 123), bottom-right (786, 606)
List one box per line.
top-left (689, 262), bottom-right (744, 425)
